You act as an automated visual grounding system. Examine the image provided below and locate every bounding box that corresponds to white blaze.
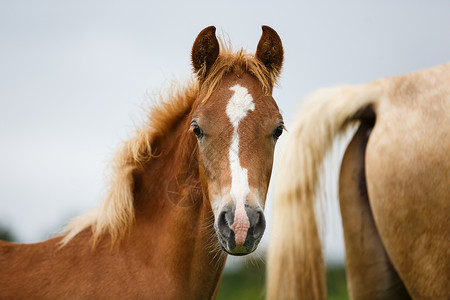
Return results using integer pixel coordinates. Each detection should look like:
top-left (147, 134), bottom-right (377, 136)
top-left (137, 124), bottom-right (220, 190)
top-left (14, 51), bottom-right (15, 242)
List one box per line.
top-left (226, 84), bottom-right (254, 245)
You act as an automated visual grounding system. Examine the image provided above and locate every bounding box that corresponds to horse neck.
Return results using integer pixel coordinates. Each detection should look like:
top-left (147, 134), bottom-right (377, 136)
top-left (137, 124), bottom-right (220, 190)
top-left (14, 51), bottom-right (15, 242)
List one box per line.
top-left (130, 110), bottom-right (227, 297)
top-left (0, 110), bottom-right (227, 299)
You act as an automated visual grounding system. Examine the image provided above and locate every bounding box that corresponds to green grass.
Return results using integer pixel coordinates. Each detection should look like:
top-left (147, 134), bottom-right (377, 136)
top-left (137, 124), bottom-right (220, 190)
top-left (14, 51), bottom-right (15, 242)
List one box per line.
top-left (326, 265), bottom-right (349, 300)
top-left (217, 262), bottom-right (266, 300)
top-left (217, 261), bottom-right (349, 300)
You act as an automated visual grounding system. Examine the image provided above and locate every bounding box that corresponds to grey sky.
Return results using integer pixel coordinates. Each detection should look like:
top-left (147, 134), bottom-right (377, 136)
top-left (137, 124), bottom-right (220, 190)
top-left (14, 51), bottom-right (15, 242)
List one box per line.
top-left (1, 1), bottom-right (449, 263)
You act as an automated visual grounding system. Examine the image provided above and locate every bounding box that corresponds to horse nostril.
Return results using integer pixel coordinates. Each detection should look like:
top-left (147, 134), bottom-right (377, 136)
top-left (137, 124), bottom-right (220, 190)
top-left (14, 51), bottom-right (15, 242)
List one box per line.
top-left (253, 210), bottom-right (266, 238)
top-left (218, 211), bottom-right (232, 238)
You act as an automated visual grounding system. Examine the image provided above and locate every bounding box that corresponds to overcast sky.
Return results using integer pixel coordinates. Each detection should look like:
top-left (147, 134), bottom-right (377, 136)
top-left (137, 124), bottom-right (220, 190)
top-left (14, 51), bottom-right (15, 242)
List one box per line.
top-left (1, 1), bottom-right (449, 263)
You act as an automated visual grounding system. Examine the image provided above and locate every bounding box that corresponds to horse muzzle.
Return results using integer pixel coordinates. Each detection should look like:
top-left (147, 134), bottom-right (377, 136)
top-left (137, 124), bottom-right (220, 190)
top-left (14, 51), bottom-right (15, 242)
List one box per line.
top-left (215, 205), bottom-right (266, 255)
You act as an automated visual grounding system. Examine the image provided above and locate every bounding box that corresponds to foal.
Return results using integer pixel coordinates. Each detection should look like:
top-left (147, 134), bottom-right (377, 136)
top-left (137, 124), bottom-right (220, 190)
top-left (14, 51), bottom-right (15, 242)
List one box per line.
top-left (0, 26), bottom-right (284, 299)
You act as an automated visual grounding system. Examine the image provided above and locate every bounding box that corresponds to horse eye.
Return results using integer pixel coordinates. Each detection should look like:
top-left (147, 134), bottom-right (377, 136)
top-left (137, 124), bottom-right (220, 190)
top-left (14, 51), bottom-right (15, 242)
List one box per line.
top-left (191, 122), bottom-right (204, 139)
top-left (273, 125), bottom-right (284, 139)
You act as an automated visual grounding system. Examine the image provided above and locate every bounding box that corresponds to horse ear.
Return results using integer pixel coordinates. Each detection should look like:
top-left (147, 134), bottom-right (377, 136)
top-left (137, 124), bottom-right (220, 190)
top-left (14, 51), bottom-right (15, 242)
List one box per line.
top-left (191, 26), bottom-right (220, 80)
top-left (255, 26), bottom-right (284, 77)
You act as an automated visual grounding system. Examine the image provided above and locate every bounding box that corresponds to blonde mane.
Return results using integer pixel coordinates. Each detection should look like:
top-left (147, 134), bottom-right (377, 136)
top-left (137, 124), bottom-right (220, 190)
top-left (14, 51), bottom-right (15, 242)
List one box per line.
top-left (61, 41), bottom-right (277, 246)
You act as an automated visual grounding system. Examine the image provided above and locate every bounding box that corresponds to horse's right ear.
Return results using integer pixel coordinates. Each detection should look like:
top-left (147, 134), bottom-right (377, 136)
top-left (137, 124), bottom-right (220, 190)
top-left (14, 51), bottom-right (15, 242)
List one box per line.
top-left (191, 26), bottom-right (220, 80)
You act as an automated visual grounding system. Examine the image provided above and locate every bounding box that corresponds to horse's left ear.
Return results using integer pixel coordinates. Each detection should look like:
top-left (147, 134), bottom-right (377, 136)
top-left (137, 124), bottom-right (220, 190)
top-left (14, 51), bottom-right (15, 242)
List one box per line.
top-left (256, 26), bottom-right (284, 77)
top-left (191, 26), bottom-right (220, 80)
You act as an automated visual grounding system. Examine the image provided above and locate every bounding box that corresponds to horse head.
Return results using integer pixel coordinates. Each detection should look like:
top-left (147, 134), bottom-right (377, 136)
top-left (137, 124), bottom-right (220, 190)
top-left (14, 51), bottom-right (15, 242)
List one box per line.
top-left (190, 26), bottom-right (284, 255)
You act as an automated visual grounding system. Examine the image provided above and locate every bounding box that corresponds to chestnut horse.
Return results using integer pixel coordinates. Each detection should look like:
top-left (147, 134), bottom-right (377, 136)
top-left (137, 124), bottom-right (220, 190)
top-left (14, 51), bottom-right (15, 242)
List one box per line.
top-left (267, 64), bottom-right (449, 299)
top-left (0, 26), bottom-right (284, 299)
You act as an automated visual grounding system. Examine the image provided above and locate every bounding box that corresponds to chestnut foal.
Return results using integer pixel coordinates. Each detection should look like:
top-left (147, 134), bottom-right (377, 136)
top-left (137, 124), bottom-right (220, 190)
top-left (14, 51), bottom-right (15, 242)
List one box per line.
top-left (0, 26), bottom-right (284, 299)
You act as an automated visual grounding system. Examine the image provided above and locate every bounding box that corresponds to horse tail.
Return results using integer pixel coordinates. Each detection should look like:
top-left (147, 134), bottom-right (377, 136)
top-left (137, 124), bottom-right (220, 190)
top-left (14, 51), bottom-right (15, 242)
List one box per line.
top-left (267, 82), bottom-right (383, 300)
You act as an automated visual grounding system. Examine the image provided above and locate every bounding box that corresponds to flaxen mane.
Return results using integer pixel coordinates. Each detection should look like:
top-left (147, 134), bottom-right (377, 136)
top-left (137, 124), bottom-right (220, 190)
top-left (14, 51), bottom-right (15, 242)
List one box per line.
top-left (61, 40), bottom-right (277, 246)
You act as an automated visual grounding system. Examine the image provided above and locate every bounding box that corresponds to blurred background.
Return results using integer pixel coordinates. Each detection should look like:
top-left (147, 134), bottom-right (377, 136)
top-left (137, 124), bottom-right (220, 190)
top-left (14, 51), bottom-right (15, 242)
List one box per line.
top-left (1, 1), bottom-right (449, 298)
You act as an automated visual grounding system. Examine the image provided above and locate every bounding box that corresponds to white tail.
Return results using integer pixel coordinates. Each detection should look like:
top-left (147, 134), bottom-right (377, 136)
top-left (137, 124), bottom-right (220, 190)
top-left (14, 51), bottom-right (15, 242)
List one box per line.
top-left (267, 82), bottom-right (382, 299)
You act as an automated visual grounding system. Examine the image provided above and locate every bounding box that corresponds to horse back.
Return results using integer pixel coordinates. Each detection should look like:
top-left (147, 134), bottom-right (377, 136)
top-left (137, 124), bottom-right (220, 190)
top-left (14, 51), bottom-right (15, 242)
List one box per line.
top-left (0, 234), bottom-right (116, 299)
top-left (0, 230), bottom-right (209, 299)
top-left (0, 238), bottom-right (57, 298)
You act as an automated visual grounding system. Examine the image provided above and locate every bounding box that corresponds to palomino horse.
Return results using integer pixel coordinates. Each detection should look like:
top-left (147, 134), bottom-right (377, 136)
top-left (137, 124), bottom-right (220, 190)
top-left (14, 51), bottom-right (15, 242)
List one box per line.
top-left (0, 26), bottom-right (285, 299)
top-left (267, 64), bottom-right (449, 299)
